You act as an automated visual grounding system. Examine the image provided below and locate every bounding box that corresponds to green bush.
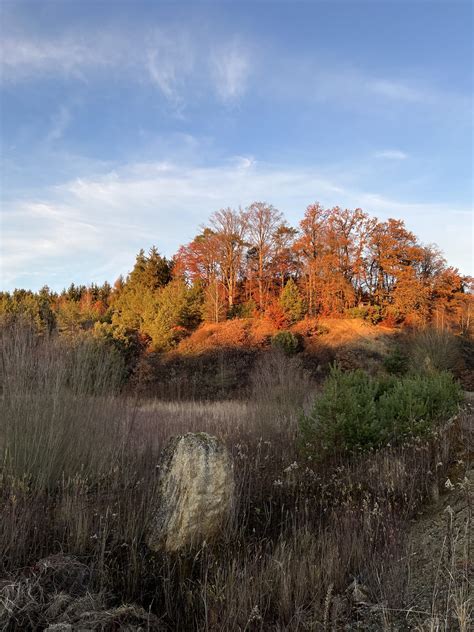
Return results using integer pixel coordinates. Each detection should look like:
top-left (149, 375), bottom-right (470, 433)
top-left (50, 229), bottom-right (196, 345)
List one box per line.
top-left (383, 347), bottom-right (408, 375)
top-left (271, 331), bottom-right (303, 355)
top-left (345, 305), bottom-right (382, 324)
top-left (346, 306), bottom-right (369, 320)
top-left (300, 365), bottom-right (461, 458)
top-left (377, 371), bottom-right (461, 439)
top-left (228, 299), bottom-right (256, 319)
top-left (300, 367), bottom-right (381, 453)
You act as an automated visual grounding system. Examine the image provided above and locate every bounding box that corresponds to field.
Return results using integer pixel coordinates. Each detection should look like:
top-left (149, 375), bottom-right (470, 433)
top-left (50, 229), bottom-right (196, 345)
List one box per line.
top-left (0, 322), bottom-right (472, 631)
top-left (2, 1), bottom-right (472, 629)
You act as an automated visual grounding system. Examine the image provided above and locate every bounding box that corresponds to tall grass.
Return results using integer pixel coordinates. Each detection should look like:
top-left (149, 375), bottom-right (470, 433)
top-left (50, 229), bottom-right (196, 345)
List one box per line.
top-left (0, 321), bottom-right (128, 489)
top-left (407, 327), bottom-right (461, 375)
top-left (0, 322), bottom-right (470, 630)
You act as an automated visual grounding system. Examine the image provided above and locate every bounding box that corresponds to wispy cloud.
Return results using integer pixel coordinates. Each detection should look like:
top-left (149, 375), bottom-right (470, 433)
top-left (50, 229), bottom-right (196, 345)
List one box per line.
top-left (232, 155), bottom-right (256, 169)
top-left (1, 201), bottom-right (101, 287)
top-left (374, 149), bottom-right (408, 160)
top-left (1, 27), bottom-right (252, 107)
top-left (368, 79), bottom-right (423, 102)
top-left (2, 17), bottom-right (468, 131)
top-left (146, 29), bottom-right (195, 105)
top-left (211, 41), bottom-right (251, 103)
top-left (4, 24), bottom-right (462, 115)
top-left (0, 34), bottom-right (117, 80)
top-left (263, 54), bottom-right (469, 116)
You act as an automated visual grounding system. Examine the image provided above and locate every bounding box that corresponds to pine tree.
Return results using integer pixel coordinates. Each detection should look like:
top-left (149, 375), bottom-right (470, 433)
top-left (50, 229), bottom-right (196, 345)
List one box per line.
top-left (279, 278), bottom-right (305, 324)
top-left (112, 247), bottom-right (172, 333)
top-left (148, 279), bottom-right (202, 351)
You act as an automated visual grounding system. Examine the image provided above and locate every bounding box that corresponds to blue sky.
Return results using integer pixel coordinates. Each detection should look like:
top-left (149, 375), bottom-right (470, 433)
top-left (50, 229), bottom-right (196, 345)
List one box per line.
top-left (1, 0), bottom-right (472, 291)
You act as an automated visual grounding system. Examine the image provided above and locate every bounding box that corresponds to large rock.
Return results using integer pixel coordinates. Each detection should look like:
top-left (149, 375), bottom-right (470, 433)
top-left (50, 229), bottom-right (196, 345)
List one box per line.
top-left (147, 432), bottom-right (234, 553)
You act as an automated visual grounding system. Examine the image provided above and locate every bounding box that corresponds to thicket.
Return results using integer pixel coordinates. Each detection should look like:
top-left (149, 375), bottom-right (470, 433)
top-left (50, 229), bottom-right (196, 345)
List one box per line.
top-left (300, 365), bottom-right (462, 458)
top-left (270, 330), bottom-right (303, 355)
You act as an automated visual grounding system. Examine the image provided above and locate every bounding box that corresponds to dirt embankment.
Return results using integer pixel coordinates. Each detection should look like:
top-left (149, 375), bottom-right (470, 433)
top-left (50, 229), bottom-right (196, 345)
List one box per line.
top-left (174, 317), bottom-right (396, 357)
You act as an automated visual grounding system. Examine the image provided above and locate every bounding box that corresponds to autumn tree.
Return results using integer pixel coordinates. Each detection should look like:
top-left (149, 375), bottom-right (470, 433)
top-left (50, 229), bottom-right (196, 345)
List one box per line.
top-left (273, 224), bottom-right (299, 290)
top-left (325, 207), bottom-right (371, 304)
top-left (3, 200), bottom-right (466, 346)
top-left (246, 202), bottom-right (284, 311)
top-left (295, 203), bottom-right (331, 315)
top-left (176, 229), bottom-right (226, 323)
top-left (363, 218), bottom-right (426, 319)
top-left (430, 268), bottom-right (471, 330)
top-left (209, 207), bottom-right (248, 311)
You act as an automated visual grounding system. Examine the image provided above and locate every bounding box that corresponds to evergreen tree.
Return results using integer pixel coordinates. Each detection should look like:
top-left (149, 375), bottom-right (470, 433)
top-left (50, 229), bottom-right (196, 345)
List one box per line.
top-left (112, 247), bottom-right (173, 338)
top-left (148, 278), bottom-right (202, 351)
top-left (128, 247), bottom-right (172, 290)
top-left (279, 278), bottom-right (305, 323)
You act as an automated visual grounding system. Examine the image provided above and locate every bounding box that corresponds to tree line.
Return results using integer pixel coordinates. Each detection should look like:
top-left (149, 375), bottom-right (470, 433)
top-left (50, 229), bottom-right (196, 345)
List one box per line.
top-left (1, 202), bottom-right (472, 354)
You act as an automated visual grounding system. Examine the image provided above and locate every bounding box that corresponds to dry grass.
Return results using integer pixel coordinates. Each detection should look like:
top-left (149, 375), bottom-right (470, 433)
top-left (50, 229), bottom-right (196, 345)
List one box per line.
top-left (175, 318), bottom-right (277, 354)
top-left (407, 327), bottom-right (462, 375)
top-left (174, 316), bottom-right (396, 357)
top-left (0, 321), bottom-right (470, 630)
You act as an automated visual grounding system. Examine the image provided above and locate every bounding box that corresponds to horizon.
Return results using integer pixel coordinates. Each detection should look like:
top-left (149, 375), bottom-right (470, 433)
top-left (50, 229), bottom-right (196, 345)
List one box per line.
top-left (1, 0), bottom-right (473, 292)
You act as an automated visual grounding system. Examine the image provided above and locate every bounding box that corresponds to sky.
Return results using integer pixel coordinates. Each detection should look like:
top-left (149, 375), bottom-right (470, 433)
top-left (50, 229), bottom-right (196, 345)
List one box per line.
top-left (0, 0), bottom-right (472, 292)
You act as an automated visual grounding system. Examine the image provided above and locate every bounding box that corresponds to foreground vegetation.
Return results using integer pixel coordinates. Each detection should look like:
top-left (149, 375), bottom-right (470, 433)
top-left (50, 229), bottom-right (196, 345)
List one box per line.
top-left (0, 321), bottom-right (471, 630)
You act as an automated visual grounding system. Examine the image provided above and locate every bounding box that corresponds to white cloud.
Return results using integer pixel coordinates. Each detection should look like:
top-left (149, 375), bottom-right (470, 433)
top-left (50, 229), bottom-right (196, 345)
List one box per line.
top-left (211, 41), bottom-right (251, 103)
top-left (1, 158), bottom-right (471, 290)
top-left (1, 27), bottom-right (253, 105)
top-left (369, 79), bottom-right (423, 102)
top-left (0, 34), bottom-right (117, 80)
top-left (262, 54), bottom-right (469, 115)
top-left (1, 27), bottom-right (196, 105)
top-left (0, 27), bottom-right (252, 107)
top-left (374, 149), bottom-right (408, 160)
top-left (1, 201), bottom-right (101, 285)
top-left (232, 155), bottom-right (256, 169)
top-left (1, 25), bottom-right (466, 117)
top-left (146, 29), bottom-right (195, 104)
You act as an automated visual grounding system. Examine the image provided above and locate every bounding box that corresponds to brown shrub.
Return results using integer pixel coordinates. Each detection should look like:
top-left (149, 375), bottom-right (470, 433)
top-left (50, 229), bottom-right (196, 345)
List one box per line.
top-left (291, 317), bottom-right (322, 337)
top-left (407, 327), bottom-right (461, 374)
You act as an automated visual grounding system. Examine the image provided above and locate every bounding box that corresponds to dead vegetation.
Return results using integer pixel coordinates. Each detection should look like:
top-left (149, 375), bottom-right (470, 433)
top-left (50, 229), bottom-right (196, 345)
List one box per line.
top-left (0, 554), bottom-right (162, 631)
top-left (0, 321), bottom-right (472, 630)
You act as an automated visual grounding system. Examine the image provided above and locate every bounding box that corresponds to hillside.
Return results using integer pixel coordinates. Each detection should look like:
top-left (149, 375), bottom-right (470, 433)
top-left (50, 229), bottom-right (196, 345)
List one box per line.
top-left (135, 318), bottom-right (399, 399)
top-left (175, 317), bottom-right (396, 356)
top-left (137, 318), bottom-right (474, 400)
